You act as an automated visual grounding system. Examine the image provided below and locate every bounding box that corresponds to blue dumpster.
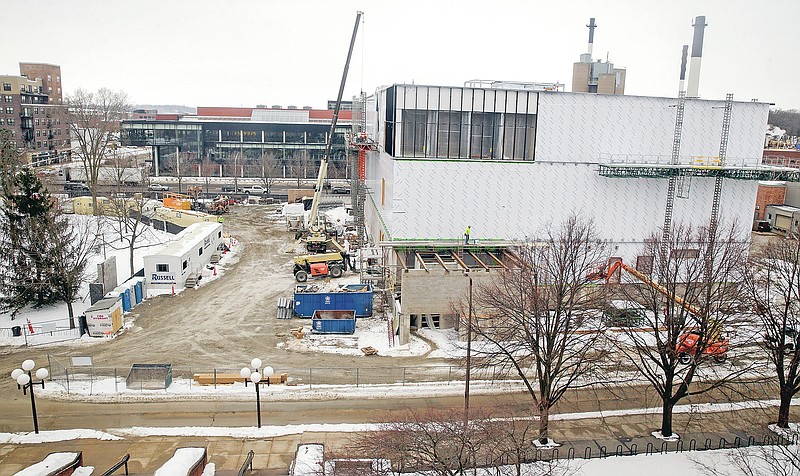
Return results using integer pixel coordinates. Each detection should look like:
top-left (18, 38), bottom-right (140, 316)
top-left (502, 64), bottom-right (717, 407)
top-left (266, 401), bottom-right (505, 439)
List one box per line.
top-left (311, 310), bottom-right (356, 334)
top-left (294, 283), bottom-right (373, 318)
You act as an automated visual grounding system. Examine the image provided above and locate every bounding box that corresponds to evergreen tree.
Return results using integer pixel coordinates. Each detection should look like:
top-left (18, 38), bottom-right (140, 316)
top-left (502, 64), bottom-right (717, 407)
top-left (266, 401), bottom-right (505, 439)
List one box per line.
top-left (43, 213), bottom-right (99, 328)
top-left (0, 132), bottom-right (58, 316)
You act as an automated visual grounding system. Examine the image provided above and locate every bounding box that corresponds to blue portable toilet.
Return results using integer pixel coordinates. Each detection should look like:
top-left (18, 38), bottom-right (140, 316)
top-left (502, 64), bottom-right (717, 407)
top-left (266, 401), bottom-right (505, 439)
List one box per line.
top-left (133, 280), bottom-right (143, 304)
top-left (126, 281), bottom-right (138, 309)
top-left (113, 285), bottom-right (131, 312)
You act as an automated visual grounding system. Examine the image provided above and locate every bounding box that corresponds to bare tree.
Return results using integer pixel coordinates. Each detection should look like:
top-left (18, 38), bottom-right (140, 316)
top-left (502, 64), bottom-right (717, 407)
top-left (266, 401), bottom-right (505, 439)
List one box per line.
top-left (257, 150), bottom-right (281, 194)
top-left (106, 158), bottom-right (155, 278)
top-left (611, 222), bottom-right (753, 438)
top-left (289, 149), bottom-right (313, 188)
top-left (740, 233), bottom-right (800, 428)
top-left (697, 444), bottom-right (800, 476)
top-left (64, 88), bottom-right (130, 215)
top-left (467, 215), bottom-right (609, 444)
top-left (346, 408), bottom-right (570, 476)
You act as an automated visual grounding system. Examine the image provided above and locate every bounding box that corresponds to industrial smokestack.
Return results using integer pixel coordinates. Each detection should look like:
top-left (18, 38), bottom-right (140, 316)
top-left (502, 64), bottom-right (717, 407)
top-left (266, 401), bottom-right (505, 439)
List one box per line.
top-left (686, 15), bottom-right (707, 98)
top-left (586, 18), bottom-right (597, 57)
top-left (678, 45), bottom-right (688, 94)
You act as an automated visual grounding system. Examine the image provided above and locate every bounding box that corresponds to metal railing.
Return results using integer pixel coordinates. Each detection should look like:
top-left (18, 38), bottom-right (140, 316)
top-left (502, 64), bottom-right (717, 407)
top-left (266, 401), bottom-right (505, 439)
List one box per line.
top-left (238, 450), bottom-right (254, 476)
top-left (100, 454), bottom-right (130, 476)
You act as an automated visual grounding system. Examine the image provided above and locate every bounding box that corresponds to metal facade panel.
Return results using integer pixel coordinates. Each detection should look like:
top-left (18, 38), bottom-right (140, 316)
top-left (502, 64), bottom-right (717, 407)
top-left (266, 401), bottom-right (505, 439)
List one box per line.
top-left (537, 94), bottom-right (675, 163)
top-left (378, 159), bottom-right (756, 262)
top-left (536, 94), bottom-right (768, 166)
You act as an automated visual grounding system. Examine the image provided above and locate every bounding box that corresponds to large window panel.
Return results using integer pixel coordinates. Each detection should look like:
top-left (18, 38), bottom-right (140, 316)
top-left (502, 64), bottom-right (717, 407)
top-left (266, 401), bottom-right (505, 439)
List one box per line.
top-left (470, 112), bottom-right (500, 159)
top-left (503, 113), bottom-right (536, 160)
top-left (437, 112), bottom-right (466, 158)
top-left (401, 110), bottom-right (428, 157)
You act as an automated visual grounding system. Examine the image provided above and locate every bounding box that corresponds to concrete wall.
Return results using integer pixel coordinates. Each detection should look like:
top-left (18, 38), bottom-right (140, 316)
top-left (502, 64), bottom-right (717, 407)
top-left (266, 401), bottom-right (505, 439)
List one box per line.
top-left (572, 63), bottom-right (590, 93)
top-left (400, 269), bottom-right (495, 316)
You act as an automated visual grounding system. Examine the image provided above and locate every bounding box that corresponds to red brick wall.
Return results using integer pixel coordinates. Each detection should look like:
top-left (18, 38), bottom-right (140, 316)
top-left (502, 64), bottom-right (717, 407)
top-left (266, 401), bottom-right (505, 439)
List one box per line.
top-left (755, 185), bottom-right (786, 220)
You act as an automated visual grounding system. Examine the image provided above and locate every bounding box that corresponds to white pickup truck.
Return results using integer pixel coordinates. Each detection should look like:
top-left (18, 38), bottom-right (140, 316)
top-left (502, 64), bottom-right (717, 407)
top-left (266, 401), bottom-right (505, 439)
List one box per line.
top-left (241, 185), bottom-right (267, 195)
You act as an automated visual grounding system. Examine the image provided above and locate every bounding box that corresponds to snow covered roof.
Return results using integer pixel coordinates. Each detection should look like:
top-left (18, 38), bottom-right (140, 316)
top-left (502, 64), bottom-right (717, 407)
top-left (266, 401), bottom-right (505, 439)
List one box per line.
top-left (87, 297), bottom-right (121, 312)
top-left (767, 205), bottom-right (800, 213)
top-left (147, 222), bottom-right (222, 258)
top-left (154, 447), bottom-right (206, 476)
top-left (15, 452), bottom-right (81, 476)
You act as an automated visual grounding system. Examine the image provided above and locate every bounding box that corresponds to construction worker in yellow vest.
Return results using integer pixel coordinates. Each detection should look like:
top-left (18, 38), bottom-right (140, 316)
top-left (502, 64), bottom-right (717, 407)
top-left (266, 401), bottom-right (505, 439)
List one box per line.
top-left (464, 225), bottom-right (471, 245)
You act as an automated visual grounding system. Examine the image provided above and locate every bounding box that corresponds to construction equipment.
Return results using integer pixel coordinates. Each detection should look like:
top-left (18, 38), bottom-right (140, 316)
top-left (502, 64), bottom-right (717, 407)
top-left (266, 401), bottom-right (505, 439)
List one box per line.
top-left (208, 196), bottom-right (229, 215)
top-left (293, 252), bottom-right (349, 282)
top-left (162, 192), bottom-right (191, 210)
top-left (296, 11), bottom-right (362, 246)
top-left (589, 260), bottom-right (728, 363)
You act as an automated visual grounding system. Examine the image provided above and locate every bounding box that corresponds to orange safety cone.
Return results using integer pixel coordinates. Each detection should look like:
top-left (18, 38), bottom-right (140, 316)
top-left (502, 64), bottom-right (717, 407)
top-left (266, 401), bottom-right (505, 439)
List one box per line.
top-left (171, 285), bottom-right (175, 296)
top-left (213, 266), bottom-right (217, 276)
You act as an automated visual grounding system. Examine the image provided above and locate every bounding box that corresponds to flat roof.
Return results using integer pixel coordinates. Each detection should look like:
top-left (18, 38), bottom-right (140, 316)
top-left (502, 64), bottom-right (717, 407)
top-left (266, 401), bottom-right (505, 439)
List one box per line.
top-left (147, 222), bottom-right (221, 258)
top-left (767, 205), bottom-right (800, 213)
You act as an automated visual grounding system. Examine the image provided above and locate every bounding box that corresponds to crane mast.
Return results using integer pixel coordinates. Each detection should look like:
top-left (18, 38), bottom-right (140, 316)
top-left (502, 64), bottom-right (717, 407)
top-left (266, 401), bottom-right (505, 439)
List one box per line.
top-left (307, 11), bottom-right (363, 234)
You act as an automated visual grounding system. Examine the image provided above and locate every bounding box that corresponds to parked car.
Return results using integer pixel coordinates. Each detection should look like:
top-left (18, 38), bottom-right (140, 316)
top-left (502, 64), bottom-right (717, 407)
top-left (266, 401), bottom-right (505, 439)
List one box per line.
top-left (332, 186), bottom-right (351, 195)
top-left (242, 185), bottom-right (267, 195)
top-left (221, 185), bottom-right (242, 193)
top-left (149, 183), bottom-right (169, 191)
top-left (756, 221), bottom-right (771, 232)
top-left (64, 182), bottom-right (90, 192)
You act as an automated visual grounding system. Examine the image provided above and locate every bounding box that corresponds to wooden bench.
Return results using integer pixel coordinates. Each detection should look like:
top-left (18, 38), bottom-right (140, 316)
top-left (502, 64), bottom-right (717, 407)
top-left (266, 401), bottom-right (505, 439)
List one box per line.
top-left (192, 372), bottom-right (288, 386)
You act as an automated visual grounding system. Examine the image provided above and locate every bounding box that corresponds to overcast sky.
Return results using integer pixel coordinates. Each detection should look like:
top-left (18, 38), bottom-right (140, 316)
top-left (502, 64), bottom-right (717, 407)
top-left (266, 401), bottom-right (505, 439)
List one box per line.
top-left (1, 0), bottom-right (798, 110)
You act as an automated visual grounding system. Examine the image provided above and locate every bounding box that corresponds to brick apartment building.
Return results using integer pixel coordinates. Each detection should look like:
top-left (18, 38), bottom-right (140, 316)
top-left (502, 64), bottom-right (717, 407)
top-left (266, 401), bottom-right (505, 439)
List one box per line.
top-left (0, 62), bottom-right (70, 164)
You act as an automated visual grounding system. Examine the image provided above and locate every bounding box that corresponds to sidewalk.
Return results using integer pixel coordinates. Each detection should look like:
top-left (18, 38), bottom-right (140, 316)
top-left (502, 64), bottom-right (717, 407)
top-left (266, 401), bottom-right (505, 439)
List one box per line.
top-left (0, 403), bottom-right (790, 474)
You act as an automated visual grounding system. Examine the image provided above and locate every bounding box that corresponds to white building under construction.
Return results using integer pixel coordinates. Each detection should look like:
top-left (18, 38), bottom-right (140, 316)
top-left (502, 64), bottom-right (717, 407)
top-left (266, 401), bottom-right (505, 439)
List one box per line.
top-left (356, 83), bottom-right (800, 342)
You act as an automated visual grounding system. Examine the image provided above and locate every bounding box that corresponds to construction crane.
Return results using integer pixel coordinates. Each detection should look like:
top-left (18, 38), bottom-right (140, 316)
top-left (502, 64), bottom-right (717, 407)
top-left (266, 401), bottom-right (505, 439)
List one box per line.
top-left (300, 11), bottom-right (363, 254)
top-left (589, 260), bottom-right (729, 363)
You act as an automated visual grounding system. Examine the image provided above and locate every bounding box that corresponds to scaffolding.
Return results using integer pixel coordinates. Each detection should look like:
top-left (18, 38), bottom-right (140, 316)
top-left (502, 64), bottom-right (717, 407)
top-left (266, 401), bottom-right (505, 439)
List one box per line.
top-left (598, 164), bottom-right (800, 182)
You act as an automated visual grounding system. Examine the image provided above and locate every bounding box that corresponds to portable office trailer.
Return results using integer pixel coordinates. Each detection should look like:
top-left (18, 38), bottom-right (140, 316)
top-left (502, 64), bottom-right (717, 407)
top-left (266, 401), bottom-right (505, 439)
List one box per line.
top-left (85, 297), bottom-right (123, 337)
top-left (143, 222), bottom-right (223, 291)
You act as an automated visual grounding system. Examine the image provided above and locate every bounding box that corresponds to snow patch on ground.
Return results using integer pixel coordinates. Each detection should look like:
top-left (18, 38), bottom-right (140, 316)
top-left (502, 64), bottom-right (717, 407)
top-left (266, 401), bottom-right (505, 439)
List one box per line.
top-left (0, 429), bottom-right (122, 444)
top-left (286, 317), bottom-right (430, 357)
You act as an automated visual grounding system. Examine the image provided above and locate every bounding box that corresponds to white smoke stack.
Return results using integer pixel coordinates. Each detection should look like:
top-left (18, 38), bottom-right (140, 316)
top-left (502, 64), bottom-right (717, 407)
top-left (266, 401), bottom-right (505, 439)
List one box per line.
top-left (587, 18), bottom-right (596, 57)
top-left (678, 45), bottom-right (688, 94)
top-left (686, 15), bottom-right (707, 98)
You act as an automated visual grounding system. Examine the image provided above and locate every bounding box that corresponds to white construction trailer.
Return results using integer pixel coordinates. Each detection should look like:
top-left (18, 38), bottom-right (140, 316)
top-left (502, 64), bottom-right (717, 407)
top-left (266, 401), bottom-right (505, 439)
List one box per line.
top-left (143, 222), bottom-right (223, 293)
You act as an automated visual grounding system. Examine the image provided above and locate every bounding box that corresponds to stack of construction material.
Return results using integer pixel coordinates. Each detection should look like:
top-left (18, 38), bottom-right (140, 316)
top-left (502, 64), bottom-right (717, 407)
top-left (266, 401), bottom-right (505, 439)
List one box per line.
top-left (277, 297), bottom-right (294, 319)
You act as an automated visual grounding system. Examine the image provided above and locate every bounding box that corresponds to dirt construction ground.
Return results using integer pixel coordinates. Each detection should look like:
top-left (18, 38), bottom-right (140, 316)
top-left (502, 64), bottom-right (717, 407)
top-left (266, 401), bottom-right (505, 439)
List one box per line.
top-left (0, 204), bottom-right (450, 374)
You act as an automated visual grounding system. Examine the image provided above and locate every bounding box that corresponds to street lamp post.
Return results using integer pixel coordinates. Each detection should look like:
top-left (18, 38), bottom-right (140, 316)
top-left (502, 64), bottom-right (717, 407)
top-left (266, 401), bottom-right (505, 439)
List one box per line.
top-left (464, 274), bottom-right (473, 428)
top-left (11, 359), bottom-right (48, 434)
top-left (240, 358), bottom-right (274, 429)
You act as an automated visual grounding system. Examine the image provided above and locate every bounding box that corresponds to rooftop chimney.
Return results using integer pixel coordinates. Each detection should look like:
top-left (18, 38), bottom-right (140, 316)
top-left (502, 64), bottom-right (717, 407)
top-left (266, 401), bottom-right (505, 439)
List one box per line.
top-left (586, 18), bottom-right (597, 57)
top-left (686, 15), bottom-right (707, 98)
top-left (678, 45), bottom-right (688, 94)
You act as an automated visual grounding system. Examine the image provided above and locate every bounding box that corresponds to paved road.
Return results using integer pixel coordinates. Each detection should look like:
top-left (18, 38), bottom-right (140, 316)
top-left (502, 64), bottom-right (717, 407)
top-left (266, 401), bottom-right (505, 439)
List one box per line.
top-left (0, 382), bottom-right (795, 474)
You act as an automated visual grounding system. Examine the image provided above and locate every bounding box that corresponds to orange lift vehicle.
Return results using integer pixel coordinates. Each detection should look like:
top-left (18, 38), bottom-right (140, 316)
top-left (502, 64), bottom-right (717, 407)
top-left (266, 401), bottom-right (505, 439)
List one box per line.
top-left (589, 260), bottom-right (729, 364)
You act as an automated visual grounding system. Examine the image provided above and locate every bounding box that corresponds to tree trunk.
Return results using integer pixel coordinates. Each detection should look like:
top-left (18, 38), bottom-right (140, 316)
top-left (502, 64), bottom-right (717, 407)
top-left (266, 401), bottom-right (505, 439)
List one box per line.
top-left (129, 240), bottom-right (136, 279)
top-left (538, 403), bottom-right (550, 444)
top-left (67, 300), bottom-right (75, 329)
top-left (661, 399), bottom-right (674, 437)
top-left (778, 389), bottom-right (792, 428)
